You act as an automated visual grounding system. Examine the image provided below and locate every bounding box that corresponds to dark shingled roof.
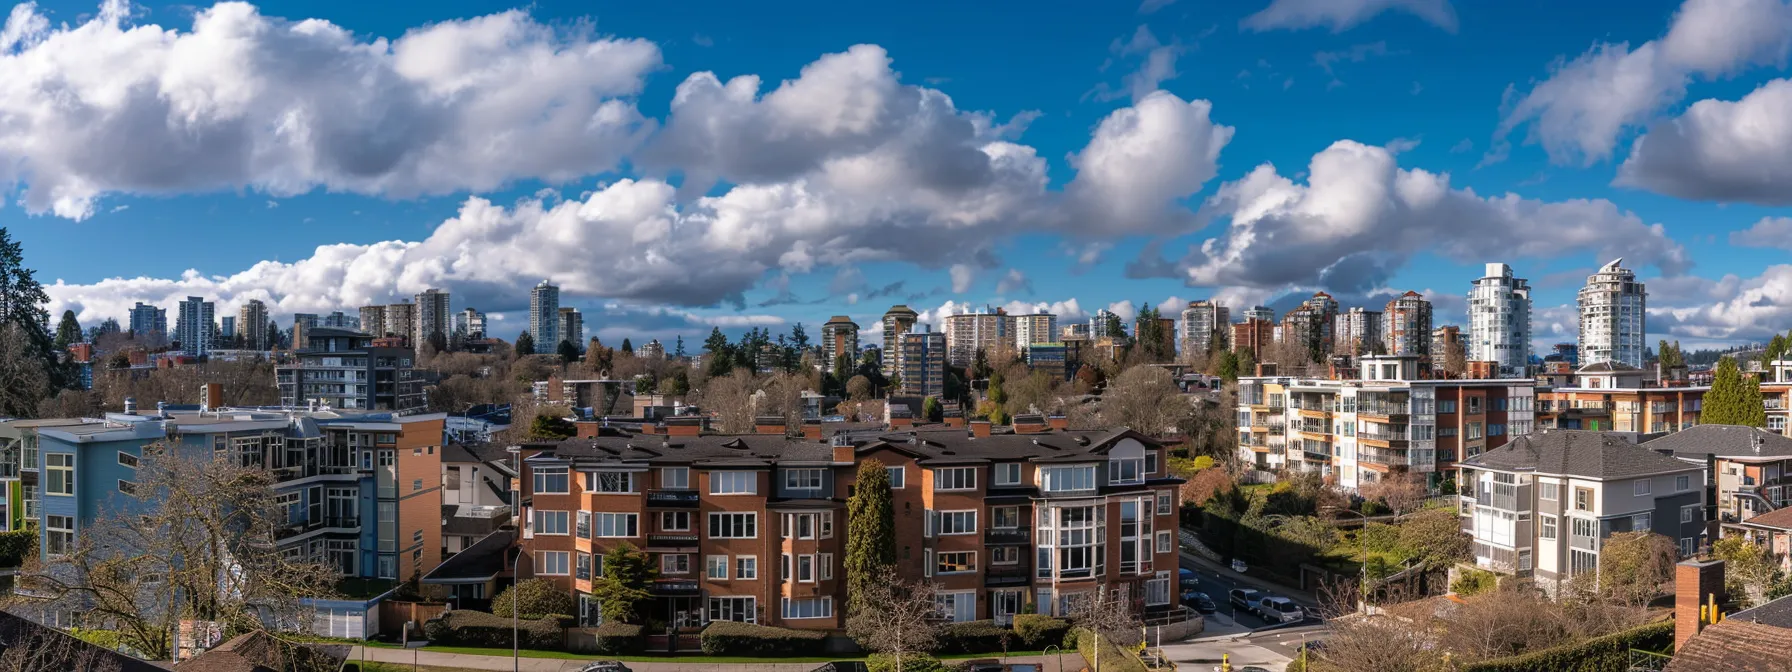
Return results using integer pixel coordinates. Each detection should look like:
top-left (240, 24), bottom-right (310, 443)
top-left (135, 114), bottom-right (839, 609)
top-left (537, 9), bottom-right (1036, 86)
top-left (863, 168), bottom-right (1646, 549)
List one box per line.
top-left (522, 426), bottom-right (1169, 469)
top-left (1740, 507), bottom-right (1792, 531)
top-left (177, 630), bottom-right (349, 672)
top-left (1643, 424), bottom-right (1792, 460)
top-left (424, 528), bottom-right (514, 583)
top-left (1666, 618), bottom-right (1792, 671)
top-left (1461, 430), bottom-right (1696, 480)
top-left (0, 609), bottom-right (164, 671)
top-left (1733, 594), bottom-right (1792, 629)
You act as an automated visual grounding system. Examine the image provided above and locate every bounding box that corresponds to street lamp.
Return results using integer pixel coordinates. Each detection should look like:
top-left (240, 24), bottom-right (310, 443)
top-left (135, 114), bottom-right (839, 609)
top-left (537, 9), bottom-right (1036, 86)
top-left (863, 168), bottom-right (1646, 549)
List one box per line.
top-left (1322, 506), bottom-right (1369, 611)
top-left (506, 444), bottom-right (522, 672)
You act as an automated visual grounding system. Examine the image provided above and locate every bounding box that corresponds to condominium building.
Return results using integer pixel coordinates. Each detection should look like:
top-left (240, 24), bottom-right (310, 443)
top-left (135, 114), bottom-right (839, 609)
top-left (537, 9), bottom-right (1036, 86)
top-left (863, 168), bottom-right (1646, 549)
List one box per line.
top-left (221, 316), bottom-right (237, 342)
top-left (293, 313), bottom-right (320, 350)
top-left (1179, 301), bottom-right (1229, 357)
top-left (515, 425), bottom-right (1184, 629)
top-left (383, 303), bottom-right (415, 346)
top-left (1765, 359), bottom-right (1792, 435)
top-left (239, 299), bottom-right (270, 351)
top-left (128, 302), bottom-right (166, 338)
top-left (1060, 323), bottom-right (1090, 340)
top-left (1024, 342), bottom-right (1081, 382)
top-left (414, 288), bottom-right (453, 351)
top-left (1089, 309), bottom-right (1118, 340)
top-left (24, 405), bottom-right (450, 638)
top-left (944, 308), bottom-right (1011, 367)
top-left (1644, 425), bottom-right (1792, 527)
top-left (174, 296), bottom-right (216, 357)
top-left (1382, 291), bottom-right (1433, 358)
top-left (455, 308), bottom-right (486, 340)
top-left (531, 281), bottom-right (560, 354)
top-left (1458, 430), bottom-right (1705, 588)
top-left (881, 305), bottom-right (919, 376)
top-left (821, 316), bottom-right (859, 373)
top-left (1333, 307), bottom-right (1383, 357)
top-left (276, 328), bottom-right (427, 414)
top-left (640, 339), bottom-right (666, 359)
top-left (1534, 362), bottom-right (1705, 442)
top-left (1433, 326), bottom-right (1462, 363)
top-left (1231, 319), bottom-right (1274, 361)
top-left (1577, 259), bottom-right (1647, 369)
top-left (557, 308), bottom-right (584, 350)
top-left (1012, 314), bottom-right (1059, 351)
top-left (1241, 306), bottom-right (1276, 324)
top-left (1235, 355), bottom-right (1535, 489)
top-left (359, 306), bottom-right (387, 338)
top-left (901, 327), bottom-right (947, 398)
top-left (1468, 263), bottom-right (1532, 377)
top-left (323, 311), bottom-right (356, 329)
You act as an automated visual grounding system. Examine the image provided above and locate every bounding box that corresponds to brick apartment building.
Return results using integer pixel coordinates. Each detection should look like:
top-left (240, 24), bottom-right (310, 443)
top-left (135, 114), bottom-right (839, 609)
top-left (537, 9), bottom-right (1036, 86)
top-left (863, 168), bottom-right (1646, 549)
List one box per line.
top-left (1535, 362), bottom-right (1706, 443)
top-left (515, 423), bottom-right (1185, 630)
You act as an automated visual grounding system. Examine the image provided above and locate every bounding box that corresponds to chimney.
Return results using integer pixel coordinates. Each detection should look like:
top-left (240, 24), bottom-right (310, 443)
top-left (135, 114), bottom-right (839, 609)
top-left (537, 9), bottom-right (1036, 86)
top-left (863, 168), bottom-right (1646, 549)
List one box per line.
top-left (969, 420), bottom-right (991, 438)
top-left (665, 416), bottom-right (702, 437)
top-left (802, 419), bottom-right (822, 441)
top-left (755, 416), bottom-right (786, 435)
top-left (831, 437), bottom-right (855, 464)
top-left (1676, 559), bottom-right (1727, 649)
top-left (575, 421), bottom-right (602, 439)
top-left (1048, 414), bottom-right (1069, 431)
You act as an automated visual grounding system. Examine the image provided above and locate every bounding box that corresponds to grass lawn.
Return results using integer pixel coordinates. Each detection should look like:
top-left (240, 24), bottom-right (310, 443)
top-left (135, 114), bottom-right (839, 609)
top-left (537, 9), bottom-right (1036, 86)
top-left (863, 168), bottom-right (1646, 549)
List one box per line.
top-left (360, 663), bottom-right (483, 672)
top-left (362, 642), bottom-right (1047, 663)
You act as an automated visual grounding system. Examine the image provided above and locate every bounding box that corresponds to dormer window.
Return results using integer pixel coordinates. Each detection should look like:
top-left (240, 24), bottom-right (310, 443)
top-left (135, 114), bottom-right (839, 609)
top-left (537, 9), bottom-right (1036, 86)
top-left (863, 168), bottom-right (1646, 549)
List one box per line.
top-left (1108, 441), bottom-right (1147, 485)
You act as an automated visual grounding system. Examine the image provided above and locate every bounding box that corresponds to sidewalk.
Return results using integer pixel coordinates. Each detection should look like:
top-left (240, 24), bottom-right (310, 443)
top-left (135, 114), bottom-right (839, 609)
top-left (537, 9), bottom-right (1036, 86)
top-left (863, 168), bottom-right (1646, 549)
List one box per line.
top-left (345, 648), bottom-right (1086, 672)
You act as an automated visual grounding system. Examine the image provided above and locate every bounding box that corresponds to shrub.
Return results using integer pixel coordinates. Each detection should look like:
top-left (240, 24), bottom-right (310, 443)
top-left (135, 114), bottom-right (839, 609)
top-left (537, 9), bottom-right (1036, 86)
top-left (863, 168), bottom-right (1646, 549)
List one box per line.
top-left (937, 620), bottom-right (1014, 654)
top-left (0, 529), bottom-right (35, 568)
top-left (1354, 522), bottom-right (1401, 555)
top-left (699, 620), bottom-right (828, 656)
top-left (1452, 569), bottom-right (1498, 597)
top-left (868, 653), bottom-right (948, 672)
top-left (1459, 620), bottom-right (1673, 672)
top-left (1359, 500), bottom-right (1389, 517)
top-left (587, 622), bottom-right (643, 655)
top-left (423, 610), bottom-right (564, 650)
top-left (1060, 628), bottom-right (1079, 650)
top-left (491, 578), bottom-right (578, 620)
top-left (1012, 614), bottom-right (1070, 650)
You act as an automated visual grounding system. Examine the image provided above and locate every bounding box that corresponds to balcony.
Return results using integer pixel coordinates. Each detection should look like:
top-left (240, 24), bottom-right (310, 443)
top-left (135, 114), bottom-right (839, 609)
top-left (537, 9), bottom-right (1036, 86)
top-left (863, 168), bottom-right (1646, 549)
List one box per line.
top-left (1357, 403), bottom-right (1410, 420)
top-left (1359, 449), bottom-right (1410, 467)
top-left (985, 564), bottom-right (1031, 587)
top-left (1570, 534), bottom-right (1598, 551)
top-left (1302, 450), bottom-right (1332, 463)
top-left (646, 533), bottom-right (699, 550)
top-left (276, 516), bottom-right (359, 540)
top-left (650, 579), bottom-right (700, 596)
top-left (646, 490), bottom-right (700, 508)
top-left (985, 528), bottom-right (1030, 545)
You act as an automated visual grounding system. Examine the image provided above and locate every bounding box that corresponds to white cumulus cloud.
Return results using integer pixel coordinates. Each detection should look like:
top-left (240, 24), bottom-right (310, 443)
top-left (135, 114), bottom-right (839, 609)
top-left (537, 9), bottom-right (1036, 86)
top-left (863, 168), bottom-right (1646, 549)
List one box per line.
top-left (1618, 78), bottom-right (1792, 203)
top-left (0, 1), bottom-right (663, 220)
top-left (1241, 0), bottom-right (1457, 33)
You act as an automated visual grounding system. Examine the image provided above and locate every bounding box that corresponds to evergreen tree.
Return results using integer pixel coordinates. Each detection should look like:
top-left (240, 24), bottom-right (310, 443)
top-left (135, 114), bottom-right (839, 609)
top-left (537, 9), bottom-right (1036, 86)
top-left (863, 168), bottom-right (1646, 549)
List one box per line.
top-left (845, 459), bottom-right (897, 613)
top-left (0, 228), bottom-right (66, 401)
top-left (514, 331), bottom-right (535, 357)
top-left (659, 368), bottom-right (691, 396)
top-left (52, 310), bottom-right (81, 350)
top-left (556, 339), bottom-right (579, 363)
top-left (1706, 356), bottom-right (1768, 427)
top-left (674, 334), bottom-right (686, 359)
top-left (704, 327), bottom-right (734, 377)
top-left (1216, 350), bottom-right (1241, 381)
top-left (789, 323), bottom-right (810, 353)
top-left (970, 348), bottom-right (992, 382)
top-left (1767, 335), bottom-right (1790, 365)
top-left (988, 370), bottom-right (1008, 408)
top-left (922, 396), bottom-right (942, 422)
top-left (621, 338), bottom-right (634, 356)
top-left (1104, 312), bottom-right (1127, 340)
top-left (590, 543), bottom-right (659, 624)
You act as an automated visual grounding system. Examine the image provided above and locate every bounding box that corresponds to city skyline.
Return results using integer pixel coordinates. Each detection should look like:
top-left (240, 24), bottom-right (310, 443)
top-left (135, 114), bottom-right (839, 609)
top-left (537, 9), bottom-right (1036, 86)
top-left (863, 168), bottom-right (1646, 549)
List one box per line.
top-left (8, 0), bottom-right (1792, 351)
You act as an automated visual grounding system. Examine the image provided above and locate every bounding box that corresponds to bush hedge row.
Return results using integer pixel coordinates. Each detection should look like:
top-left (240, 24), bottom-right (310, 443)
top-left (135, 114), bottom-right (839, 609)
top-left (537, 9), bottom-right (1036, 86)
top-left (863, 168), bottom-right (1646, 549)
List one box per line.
top-left (1459, 620), bottom-right (1673, 672)
top-left (937, 620), bottom-right (1016, 654)
top-left (867, 653), bottom-right (949, 672)
top-left (1011, 614), bottom-right (1071, 650)
top-left (699, 621), bottom-right (828, 656)
top-left (587, 622), bottom-right (643, 655)
top-left (423, 610), bottom-right (564, 650)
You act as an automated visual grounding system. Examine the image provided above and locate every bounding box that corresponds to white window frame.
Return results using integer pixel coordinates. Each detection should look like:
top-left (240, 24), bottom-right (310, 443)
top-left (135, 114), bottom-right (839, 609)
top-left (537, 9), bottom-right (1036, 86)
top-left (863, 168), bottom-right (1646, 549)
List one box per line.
top-left (539, 551), bottom-right (571, 576)
top-left (533, 467), bottom-right (569, 495)
top-left (781, 597), bottom-right (834, 620)
top-left (933, 467), bottom-right (976, 491)
top-left (706, 555), bottom-right (730, 580)
top-left (661, 467), bottom-right (690, 489)
top-left (936, 510), bottom-right (977, 535)
top-left (45, 515), bottom-right (74, 557)
top-left (534, 510), bottom-right (570, 536)
top-left (994, 463), bottom-right (1022, 486)
top-left (886, 466), bottom-right (906, 489)
top-left (661, 554), bottom-right (690, 575)
top-left (587, 471), bottom-right (637, 494)
top-left (1540, 514), bottom-right (1557, 540)
top-left (1681, 505), bottom-right (1700, 524)
top-left (594, 513), bottom-right (639, 538)
top-left (1675, 474), bottom-right (1691, 492)
top-left (45, 453), bottom-right (74, 496)
top-left (1634, 512), bottom-right (1652, 531)
top-left (736, 555), bottom-right (758, 580)
top-left (1156, 530), bottom-right (1172, 553)
top-left (710, 471), bottom-right (758, 495)
top-left (1634, 478), bottom-right (1652, 496)
top-left (661, 510), bottom-right (691, 532)
top-left (784, 469), bottom-right (824, 491)
top-left (707, 512), bottom-right (758, 539)
top-left (706, 596), bottom-right (756, 624)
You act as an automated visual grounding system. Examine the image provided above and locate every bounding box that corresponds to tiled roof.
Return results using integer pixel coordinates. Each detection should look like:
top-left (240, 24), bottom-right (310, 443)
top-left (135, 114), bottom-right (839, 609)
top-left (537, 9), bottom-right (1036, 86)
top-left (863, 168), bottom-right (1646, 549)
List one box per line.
top-left (1739, 507), bottom-right (1792, 531)
top-left (1665, 619), bottom-right (1792, 671)
top-left (1461, 430), bottom-right (1696, 480)
top-left (1643, 424), bottom-right (1792, 460)
top-left (522, 426), bottom-right (1165, 468)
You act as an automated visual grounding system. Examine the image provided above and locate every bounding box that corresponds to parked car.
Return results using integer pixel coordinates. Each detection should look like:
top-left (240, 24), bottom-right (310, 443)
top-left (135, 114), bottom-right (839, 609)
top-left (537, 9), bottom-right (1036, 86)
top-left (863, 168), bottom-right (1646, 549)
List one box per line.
top-left (1228, 588), bottom-right (1262, 611)
top-left (1182, 590), bottom-right (1218, 613)
top-left (1178, 568), bottom-right (1199, 588)
top-left (578, 663), bottom-right (632, 672)
top-left (963, 660), bottom-right (1003, 672)
top-left (1254, 596), bottom-right (1305, 624)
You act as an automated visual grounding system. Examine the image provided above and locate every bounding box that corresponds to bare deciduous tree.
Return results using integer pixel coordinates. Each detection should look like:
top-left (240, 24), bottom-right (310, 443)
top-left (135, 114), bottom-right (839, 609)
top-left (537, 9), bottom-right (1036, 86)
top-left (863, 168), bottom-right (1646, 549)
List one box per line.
top-left (11, 446), bottom-right (337, 660)
top-left (1359, 471), bottom-right (1428, 519)
top-left (1100, 366), bottom-right (1189, 436)
top-left (1068, 588), bottom-right (1143, 672)
top-left (697, 370), bottom-right (759, 433)
top-left (846, 569), bottom-right (942, 672)
top-left (1588, 531), bottom-right (1676, 608)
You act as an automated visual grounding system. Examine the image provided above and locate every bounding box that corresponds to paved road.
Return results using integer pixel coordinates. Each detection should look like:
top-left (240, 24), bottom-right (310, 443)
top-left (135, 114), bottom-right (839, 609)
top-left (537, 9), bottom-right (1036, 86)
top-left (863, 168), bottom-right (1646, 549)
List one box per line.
top-left (1175, 552), bottom-right (1321, 631)
top-left (345, 649), bottom-right (1087, 672)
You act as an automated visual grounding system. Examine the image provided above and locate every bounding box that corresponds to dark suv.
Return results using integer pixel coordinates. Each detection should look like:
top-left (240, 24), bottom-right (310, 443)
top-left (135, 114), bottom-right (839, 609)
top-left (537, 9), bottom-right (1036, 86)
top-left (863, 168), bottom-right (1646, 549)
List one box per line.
top-left (1228, 588), bottom-right (1262, 611)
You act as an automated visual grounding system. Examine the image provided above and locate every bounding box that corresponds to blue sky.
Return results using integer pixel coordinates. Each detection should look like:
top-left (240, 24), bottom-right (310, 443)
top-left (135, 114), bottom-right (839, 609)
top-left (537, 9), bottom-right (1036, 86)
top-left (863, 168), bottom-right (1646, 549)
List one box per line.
top-left (6, 0), bottom-right (1792, 350)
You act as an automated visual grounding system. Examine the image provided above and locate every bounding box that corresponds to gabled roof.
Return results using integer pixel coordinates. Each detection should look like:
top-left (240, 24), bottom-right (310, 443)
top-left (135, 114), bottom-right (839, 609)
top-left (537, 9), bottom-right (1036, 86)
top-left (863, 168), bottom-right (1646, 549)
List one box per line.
top-left (424, 528), bottom-right (514, 584)
top-left (1643, 424), bottom-right (1792, 461)
top-left (1666, 618), bottom-right (1792, 671)
top-left (177, 630), bottom-right (349, 672)
top-left (1462, 430), bottom-right (1696, 480)
top-left (0, 609), bottom-right (164, 671)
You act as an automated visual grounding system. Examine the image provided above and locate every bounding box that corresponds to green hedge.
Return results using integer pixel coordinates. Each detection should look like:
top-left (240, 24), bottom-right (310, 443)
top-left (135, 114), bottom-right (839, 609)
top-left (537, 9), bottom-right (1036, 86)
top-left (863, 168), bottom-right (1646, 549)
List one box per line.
top-left (423, 610), bottom-right (564, 650)
top-left (1460, 621), bottom-right (1673, 672)
top-left (937, 620), bottom-right (1015, 654)
top-left (1012, 614), bottom-right (1070, 650)
top-left (868, 653), bottom-right (949, 672)
top-left (588, 622), bottom-right (643, 655)
top-left (698, 621), bottom-right (828, 656)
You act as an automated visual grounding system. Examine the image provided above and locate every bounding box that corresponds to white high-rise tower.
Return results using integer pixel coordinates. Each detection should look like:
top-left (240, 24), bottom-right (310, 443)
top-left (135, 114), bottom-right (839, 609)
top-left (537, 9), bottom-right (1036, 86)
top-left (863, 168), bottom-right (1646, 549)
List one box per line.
top-left (1577, 258), bottom-right (1647, 368)
top-left (1468, 263), bottom-right (1532, 377)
